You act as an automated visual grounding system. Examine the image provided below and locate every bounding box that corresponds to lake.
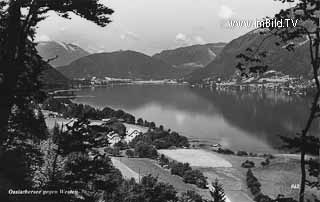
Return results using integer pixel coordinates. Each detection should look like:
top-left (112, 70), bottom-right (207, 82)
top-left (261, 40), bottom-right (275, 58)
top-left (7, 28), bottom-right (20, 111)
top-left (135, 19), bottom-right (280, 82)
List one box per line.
top-left (74, 85), bottom-right (319, 154)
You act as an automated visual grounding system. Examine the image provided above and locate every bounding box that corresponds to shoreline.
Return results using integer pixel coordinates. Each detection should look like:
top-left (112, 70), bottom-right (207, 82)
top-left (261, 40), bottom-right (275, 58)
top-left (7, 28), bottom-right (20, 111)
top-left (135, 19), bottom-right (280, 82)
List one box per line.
top-left (42, 108), bottom-right (311, 201)
top-left (44, 114), bottom-right (305, 160)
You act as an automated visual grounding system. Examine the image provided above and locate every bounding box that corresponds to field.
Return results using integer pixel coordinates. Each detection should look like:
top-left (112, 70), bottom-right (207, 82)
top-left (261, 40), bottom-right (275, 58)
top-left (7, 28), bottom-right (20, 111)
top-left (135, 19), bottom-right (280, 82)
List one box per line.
top-left (157, 148), bottom-right (314, 202)
top-left (200, 152), bottom-right (318, 201)
top-left (111, 157), bottom-right (139, 181)
top-left (159, 149), bottom-right (233, 168)
top-left (112, 157), bottom-right (212, 199)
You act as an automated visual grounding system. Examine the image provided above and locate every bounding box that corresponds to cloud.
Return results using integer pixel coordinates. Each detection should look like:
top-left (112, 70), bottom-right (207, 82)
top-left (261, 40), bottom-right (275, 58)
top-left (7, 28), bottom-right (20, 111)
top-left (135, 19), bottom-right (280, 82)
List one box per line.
top-left (193, 36), bottom-right (206, 44)
top-left (218, 5), bottom-right (235, 19)
top-left (175, 33), bottom-right (206, 46)
top-left (175, 33), bottom-right (192, 46)
top-left (175, 33), bottom-right (188, 41)
top-left (35, 34), bottom-right (51, 42)
top-left (120, 31), bottom-right (140, 41)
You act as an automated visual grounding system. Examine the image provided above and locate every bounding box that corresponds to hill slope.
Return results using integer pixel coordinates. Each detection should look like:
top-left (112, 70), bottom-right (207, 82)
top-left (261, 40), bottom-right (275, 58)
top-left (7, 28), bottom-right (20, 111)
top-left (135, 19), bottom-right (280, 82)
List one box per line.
top-left (57, 50), bottom-right (179, 79)
top-left (153, 43), bottom-right (226, 75)
top-left (40, 65), bottom-right (70, 89)
top-left (187, 31), bottom-right (311, 82)
top-left (36, 41), bottom-right (89, 67)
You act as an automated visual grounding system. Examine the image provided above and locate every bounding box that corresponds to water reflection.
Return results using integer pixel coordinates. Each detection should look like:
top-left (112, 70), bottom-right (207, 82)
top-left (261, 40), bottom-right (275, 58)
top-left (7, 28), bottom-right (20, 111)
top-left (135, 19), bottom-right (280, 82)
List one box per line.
top-left (74, 85), bottom-right (319, 153)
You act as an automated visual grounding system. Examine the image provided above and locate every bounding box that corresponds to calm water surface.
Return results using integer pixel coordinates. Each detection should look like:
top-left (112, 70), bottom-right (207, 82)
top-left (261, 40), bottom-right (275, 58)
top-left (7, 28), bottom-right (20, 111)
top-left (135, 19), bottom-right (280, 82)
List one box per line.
top-left (74, 85), bottom-right (319, 153)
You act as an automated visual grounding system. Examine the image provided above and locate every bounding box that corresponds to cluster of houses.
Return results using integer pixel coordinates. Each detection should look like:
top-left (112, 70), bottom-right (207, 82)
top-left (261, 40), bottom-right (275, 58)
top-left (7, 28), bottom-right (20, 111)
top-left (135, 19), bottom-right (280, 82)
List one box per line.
top-left (44, 112), bottom-right (147, 147)
top-left (106, 127), bottom-right (142, 146)
top-left (89, 119), bottom-right (147, 146)
top-left (198, 70), bottom-right (313, 96)
top-left (71, 77), bottom-right (133, 87)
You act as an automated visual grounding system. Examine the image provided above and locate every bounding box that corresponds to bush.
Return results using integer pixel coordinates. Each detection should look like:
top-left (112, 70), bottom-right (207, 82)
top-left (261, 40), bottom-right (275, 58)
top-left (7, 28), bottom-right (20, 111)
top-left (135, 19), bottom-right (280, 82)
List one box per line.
top-left (114, 141), bottom-right (129, 150)
top-left (159, 158), bottom-right (207, 189)
top-left (153, 139), bottom-right (172, 149)
top-left (137, 118), bottom-right (144, 126)
top-left (261, 158), bottom-right (270, 167)
top-left (43, 98), bottom-right (137, 124)
top-left (179, 190), bottom-right (204, 202)
top-left (260, 154), bottom-right (274, 159)
top-left (159, 154), bottom-right (169, 167)
top-left (105, 147), bottom-right (121, 156)
top-left (249, 152), bottom-right (258, 157)
top-left (254, 193), bottom-right (272, 202)
top-left (241, 160), bottom-right (255, 168)
top-left (182, 170), bottom-right (207, 189)
top-left (130, 130), bottom-right (189, 150)
top-left (246, 169), bottom-right (262, 196)
top-left (109, 122), bottom-right (126, 137)
top-left (134, 142), bottom-right (158, 159)
top-left (237, 150), bottom-right (248, 156)
top-left (126, 149), bottom-right (135, 158)
top-left (217, 148), bottom-right (235, 155)
top-left (170, 162), bottom-right (192, 177)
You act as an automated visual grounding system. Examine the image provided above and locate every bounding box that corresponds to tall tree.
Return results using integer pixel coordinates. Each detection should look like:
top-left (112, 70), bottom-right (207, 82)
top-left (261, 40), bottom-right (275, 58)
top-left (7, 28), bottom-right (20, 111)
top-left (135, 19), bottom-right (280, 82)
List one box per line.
top-left (48, 118), bottom-right (122, 201)
top-left (210, 179), bottom-right (226, 202)
top-left (0, 1), bottom-right (113, 200)
top-left (236, 1), bottom-right (320, 201)
top-left (0, 0), bottom-right (113, 135)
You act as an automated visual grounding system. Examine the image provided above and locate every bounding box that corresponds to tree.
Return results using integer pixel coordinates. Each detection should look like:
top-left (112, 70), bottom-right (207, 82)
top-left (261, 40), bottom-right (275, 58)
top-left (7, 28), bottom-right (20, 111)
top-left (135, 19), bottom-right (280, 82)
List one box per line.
top-left (235, 1), bottom-right (320, 201)
top-left (139, 175), bottom-right (178, 202)
top-left (112, 109), bottom-right (126, 119)
top-left (183, 170), bottom-right (207, 189)
top-left (137, 118), bottom-right (144, 126)
top-left (54, 118), bottom-right (123, 201)
top-left (246, 169), bottom-right (262, 196)
top-left (150, 122), bottom-right (156, 129)
top-left (121, 175), bottom-right (178, 202)
top-left (0, 2), bottom-right (113, 201)
top-left (134, 142), bottom-right (158, 159)
top-left (179, 190), bottom-right (204, 202)
top-left (210, 179), bottom-right (226, 202)
top-left (0, 0), bottom-right (113, 135)
top-left (126, 149), bottom-right (135, 158)
top-left (159, 154), bottom-right (170, 167)
top-left (0, 105), bottom-right (47, 202)
top-left (159, 125), bottom-right (164, 131)
top-left (170, 162), bottom-right (192, 177)
top-left (123, 113), bottom-right (135, 124)
top-left (241, 160), bottom-right (255, 168)
top-left (101, 106), bottom-right (115, 118)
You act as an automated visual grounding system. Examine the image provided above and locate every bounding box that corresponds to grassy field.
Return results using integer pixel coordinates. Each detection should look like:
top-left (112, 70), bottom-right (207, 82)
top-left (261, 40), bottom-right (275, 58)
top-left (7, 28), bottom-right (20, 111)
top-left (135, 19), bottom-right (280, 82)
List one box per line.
top-left (111, 157), bottom-right (139, 181)
top-left (112, 157), bottom-right (212, 199)
top-left (159, 149), bottom-right (232, 168)
top-left (201, 152), bottom-right (319, 201)
top-left (158, 148), bottom-right (318, 202)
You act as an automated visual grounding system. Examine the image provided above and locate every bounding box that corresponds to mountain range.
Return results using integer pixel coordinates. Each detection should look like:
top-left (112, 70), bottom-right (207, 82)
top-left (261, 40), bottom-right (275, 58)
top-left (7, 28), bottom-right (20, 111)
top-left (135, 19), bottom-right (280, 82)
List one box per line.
top-left (52, 43), bottom-right (226, 80)
top-left (37, 31), bottom-right (312, 84)
top-left (187, 30), bottom-right (311, 82)
top-left (153, 43), bottom-right (226, 75)
top-left (56, 50), bottom-right (180, 80)
top-left (36, 41), bottom-right (89, 67)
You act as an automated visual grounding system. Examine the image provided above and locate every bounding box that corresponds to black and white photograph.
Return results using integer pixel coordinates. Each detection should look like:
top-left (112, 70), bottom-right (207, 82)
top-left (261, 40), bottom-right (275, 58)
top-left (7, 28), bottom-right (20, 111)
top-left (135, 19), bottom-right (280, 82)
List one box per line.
top-left (0, 0), bottom-right (319, 202)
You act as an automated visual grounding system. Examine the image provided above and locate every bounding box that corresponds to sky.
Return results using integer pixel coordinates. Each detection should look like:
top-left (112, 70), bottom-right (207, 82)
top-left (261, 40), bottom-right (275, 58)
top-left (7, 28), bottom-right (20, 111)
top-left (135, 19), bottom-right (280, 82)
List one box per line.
top-left (36, 0), bottom-right (293, 55)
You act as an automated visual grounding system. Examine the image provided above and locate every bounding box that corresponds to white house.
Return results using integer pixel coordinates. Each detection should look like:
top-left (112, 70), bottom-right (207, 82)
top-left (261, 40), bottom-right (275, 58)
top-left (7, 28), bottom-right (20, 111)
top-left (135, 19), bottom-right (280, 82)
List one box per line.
top-left (107, 132), bottom-right (122, 146)
top-left (125, 128), bottom-right (141, 143)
